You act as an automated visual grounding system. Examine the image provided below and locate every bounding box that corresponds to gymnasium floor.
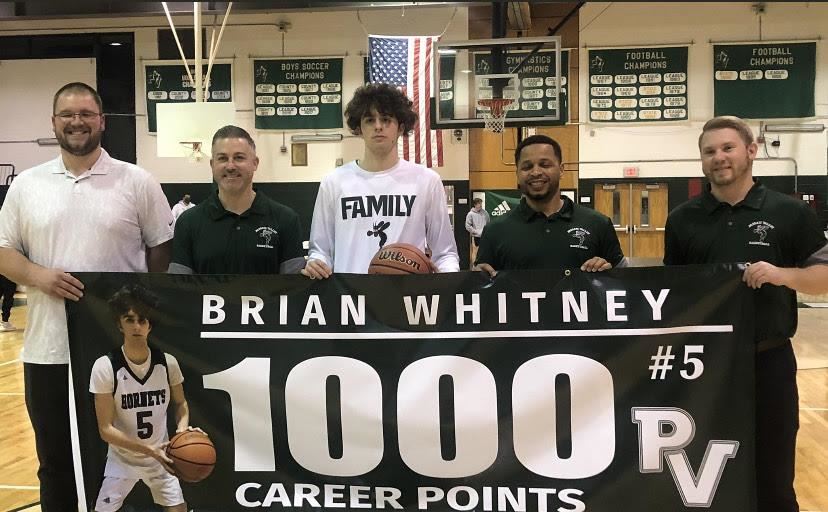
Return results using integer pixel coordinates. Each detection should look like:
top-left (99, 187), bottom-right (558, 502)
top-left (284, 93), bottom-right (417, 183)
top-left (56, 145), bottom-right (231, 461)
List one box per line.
top-left (0, 294), bottom-right (826, 512)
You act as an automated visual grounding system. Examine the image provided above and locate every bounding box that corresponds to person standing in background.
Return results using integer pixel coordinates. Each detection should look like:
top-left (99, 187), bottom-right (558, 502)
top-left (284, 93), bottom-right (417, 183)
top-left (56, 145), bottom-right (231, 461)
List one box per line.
top-left (465, 197), bottom-right (489, 269)
top-left (0, 273), bottom-right (17, 331)
top-left (171, 194), bottom-right (195, 230)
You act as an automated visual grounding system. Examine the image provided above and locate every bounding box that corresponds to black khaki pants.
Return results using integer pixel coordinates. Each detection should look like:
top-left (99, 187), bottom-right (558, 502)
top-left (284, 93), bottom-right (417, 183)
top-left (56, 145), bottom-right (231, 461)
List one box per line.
top-left (756, 341), bottom-right (799, 512)
top-left (24, 363), bottom-right (78, 512)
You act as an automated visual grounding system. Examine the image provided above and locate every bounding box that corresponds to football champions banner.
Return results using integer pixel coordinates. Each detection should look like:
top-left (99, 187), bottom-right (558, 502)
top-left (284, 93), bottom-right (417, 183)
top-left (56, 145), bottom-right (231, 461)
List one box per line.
top-left (68, 266), bottom-right (755, 511)
top-left (713, 41), bottom-right (816, 119)
top-left (588, 46), bottom-right (688, 122)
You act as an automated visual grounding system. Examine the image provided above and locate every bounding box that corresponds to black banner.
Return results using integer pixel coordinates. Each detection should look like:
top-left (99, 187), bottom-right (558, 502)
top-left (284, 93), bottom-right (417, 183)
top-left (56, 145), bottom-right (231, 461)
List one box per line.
top-left (69, 267), bottom-right (755, 511)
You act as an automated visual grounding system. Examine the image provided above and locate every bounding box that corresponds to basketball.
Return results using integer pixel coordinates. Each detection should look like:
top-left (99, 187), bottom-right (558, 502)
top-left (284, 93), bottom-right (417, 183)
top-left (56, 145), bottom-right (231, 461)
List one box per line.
top-left (368, 243), bottom-right (433, 275)
top-left (166, 430), bottom-right (216, 483)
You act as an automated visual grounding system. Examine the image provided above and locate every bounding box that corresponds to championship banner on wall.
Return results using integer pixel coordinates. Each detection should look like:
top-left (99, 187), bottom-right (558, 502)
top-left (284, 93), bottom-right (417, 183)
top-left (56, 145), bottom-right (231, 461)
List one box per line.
top-left (68, 267), bottom-right (754, 511)
top-left (253, 57), bottom-right (344, 130)
top-left (713, 41), bottom-right (816, 119)
top-left (588, 46), bottom-right (688, 122)
top-left (472, 49), bottom-right (569, 124)
top-left (144, 61), bottom-right (233, 133)
top-left (438, 54), bottom-right (456, 121)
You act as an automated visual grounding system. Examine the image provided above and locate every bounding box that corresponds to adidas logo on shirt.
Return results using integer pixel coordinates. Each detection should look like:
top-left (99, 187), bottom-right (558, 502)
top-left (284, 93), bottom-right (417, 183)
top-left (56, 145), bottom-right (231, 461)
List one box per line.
top-left (491, 201), bottom-right (512, 216)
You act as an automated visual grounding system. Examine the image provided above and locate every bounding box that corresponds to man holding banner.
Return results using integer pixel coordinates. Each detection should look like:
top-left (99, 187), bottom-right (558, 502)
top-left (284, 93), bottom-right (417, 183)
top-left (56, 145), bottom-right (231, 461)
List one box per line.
top-left (169, 125), bottom-right (305, 275)
top-left (476, 134), bottom-right (624, 275)
top-left (0, 82), bottom-right (173, 511)
top-left (664, 115), bottom-right (828, 512)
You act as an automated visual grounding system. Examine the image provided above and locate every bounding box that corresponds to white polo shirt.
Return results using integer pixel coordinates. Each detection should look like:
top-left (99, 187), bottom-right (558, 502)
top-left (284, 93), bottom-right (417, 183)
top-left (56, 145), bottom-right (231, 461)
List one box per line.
top-left (0, 150), bottom-right (173, 364)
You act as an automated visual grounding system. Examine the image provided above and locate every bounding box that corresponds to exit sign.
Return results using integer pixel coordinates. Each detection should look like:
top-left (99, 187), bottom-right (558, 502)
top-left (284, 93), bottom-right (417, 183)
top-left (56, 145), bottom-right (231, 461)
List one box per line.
top-left (623, 166), bottom-right (639, 177)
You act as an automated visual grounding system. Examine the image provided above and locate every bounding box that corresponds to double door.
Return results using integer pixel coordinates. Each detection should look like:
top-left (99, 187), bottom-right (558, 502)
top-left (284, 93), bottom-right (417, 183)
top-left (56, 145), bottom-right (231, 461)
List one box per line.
top-left (593, 183), bottom-right (668, 260)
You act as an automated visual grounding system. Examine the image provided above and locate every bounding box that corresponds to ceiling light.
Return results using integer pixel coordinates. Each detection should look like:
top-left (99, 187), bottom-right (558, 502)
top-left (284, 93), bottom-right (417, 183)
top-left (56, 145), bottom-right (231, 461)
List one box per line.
top-left (109, 42), bottom-right (123, 46)
top-left (291, 134), bottom-right (343, 143)
top-left (763, 124), bottom-right (824, 133)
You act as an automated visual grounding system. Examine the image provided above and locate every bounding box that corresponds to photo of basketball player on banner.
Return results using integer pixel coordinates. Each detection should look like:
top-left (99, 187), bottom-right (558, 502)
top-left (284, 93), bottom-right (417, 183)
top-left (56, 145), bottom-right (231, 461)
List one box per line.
top-left (88, 285), bottom-right (211, 512)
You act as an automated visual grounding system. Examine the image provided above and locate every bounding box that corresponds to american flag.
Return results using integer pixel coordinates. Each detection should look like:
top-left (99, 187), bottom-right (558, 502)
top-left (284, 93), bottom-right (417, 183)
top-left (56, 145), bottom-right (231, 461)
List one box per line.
top-left (369, 35), bottom-right (443, 168)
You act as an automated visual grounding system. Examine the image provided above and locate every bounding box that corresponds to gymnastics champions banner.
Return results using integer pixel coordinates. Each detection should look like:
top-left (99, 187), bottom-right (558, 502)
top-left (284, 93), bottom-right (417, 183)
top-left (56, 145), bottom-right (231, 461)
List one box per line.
top-left (68, 266), bottom-right (755, 511)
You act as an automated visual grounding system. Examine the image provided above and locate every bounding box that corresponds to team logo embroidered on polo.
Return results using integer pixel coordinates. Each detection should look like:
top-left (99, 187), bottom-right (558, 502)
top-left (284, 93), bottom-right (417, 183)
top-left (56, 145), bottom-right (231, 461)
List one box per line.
top-left (255, 227), bottom-right (278, 249)
top-left (748, 221), bottom-right (774, 247)
top-left (568, 227), bottom-right (590, 249)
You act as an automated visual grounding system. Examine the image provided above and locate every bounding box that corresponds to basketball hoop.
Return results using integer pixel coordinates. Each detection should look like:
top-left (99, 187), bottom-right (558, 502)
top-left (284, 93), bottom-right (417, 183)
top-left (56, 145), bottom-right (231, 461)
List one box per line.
top-left (477, 98), bottom-right (514, 133)
top-left (179, 141), bottom-right (207, 163)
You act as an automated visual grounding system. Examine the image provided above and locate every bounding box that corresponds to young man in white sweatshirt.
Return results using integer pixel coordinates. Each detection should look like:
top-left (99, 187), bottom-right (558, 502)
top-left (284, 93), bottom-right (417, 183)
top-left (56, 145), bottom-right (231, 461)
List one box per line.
top-left (303, 83), bottom-right (459, 277)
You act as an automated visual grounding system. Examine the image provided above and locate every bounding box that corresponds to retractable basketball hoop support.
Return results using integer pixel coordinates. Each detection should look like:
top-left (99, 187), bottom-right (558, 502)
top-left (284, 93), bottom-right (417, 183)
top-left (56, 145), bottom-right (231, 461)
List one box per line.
top-left (161, 2), bottom-right (232, 102)
top-left (489, 3), bottom-right (509, 101)
top-left (466, 3), bottom-right (553, 134)
top-left (160, 2), bottom-right (233, 160)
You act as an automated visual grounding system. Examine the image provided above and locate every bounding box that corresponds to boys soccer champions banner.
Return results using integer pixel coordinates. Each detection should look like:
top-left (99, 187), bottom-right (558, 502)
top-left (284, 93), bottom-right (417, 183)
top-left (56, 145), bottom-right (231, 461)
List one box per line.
top-left (68, 266), bottom-right (755, 511)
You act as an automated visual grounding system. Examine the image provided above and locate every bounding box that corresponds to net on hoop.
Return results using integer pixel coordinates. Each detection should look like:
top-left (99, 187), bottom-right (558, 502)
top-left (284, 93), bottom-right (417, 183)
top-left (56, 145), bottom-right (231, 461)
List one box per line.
top-left (477, 98), bottom-right (514, 133)
top-left (179, 141), bottom-right (207, 163)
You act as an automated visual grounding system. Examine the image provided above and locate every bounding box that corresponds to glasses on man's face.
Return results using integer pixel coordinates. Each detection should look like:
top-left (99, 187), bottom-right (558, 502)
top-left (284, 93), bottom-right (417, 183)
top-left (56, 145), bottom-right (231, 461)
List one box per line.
top-left (54, 111), bottom-right (102, 122)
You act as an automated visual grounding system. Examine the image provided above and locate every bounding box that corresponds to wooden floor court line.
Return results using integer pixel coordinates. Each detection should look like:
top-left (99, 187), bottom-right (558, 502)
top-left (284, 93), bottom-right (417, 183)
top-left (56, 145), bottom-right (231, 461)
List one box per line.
top-left (7, 503), bottom-right (39, 512)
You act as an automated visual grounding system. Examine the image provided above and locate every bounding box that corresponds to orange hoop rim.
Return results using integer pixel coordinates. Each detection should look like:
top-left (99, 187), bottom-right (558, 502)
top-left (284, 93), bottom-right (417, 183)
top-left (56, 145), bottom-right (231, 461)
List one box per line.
top-left (477, 98), bottom-right (515, 117)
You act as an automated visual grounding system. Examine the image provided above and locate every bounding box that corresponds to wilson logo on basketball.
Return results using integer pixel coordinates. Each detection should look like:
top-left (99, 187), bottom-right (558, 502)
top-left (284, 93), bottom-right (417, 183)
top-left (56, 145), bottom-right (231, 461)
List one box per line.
top-left (368, 242), bottom-right (431, 275)
top-left (377, 250), bottom-right (422, 272)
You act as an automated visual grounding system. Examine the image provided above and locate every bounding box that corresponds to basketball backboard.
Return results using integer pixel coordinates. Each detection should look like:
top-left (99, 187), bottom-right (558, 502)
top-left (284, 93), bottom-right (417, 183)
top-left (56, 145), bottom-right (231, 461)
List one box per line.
top-left (433, 36), bottom-right (563, 129)
top-left (156, 101), bottom-right (236, 159)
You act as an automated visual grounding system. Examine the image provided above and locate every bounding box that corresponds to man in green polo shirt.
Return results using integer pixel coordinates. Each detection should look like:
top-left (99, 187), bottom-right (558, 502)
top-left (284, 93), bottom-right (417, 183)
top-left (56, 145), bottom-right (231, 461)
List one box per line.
top-left (664, 116), bottom-right (828, 512)
top-left (169, 125), bottom-right (305, 274)
top-left (475, 134), bottom-right (624, 275)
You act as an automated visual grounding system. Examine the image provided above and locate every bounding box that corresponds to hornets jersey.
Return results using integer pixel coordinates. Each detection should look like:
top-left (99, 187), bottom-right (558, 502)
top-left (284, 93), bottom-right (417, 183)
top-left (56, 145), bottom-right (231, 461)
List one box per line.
top-left (90, 346), bottom-right (184, 478)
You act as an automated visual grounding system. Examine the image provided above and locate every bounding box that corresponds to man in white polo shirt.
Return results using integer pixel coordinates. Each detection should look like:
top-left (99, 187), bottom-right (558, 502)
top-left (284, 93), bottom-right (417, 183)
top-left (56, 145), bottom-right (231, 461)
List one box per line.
top-left (0, 82), bottom-right (173, 511)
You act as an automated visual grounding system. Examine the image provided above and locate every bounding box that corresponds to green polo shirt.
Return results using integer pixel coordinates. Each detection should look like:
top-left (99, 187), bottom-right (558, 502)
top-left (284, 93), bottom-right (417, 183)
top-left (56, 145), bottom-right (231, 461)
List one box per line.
top-left (476, 196), bottom-right (624, 270)
top-left (664, 180), bottom-right (827, 343)
top-left (171, 190), bottom-right (304, 274)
